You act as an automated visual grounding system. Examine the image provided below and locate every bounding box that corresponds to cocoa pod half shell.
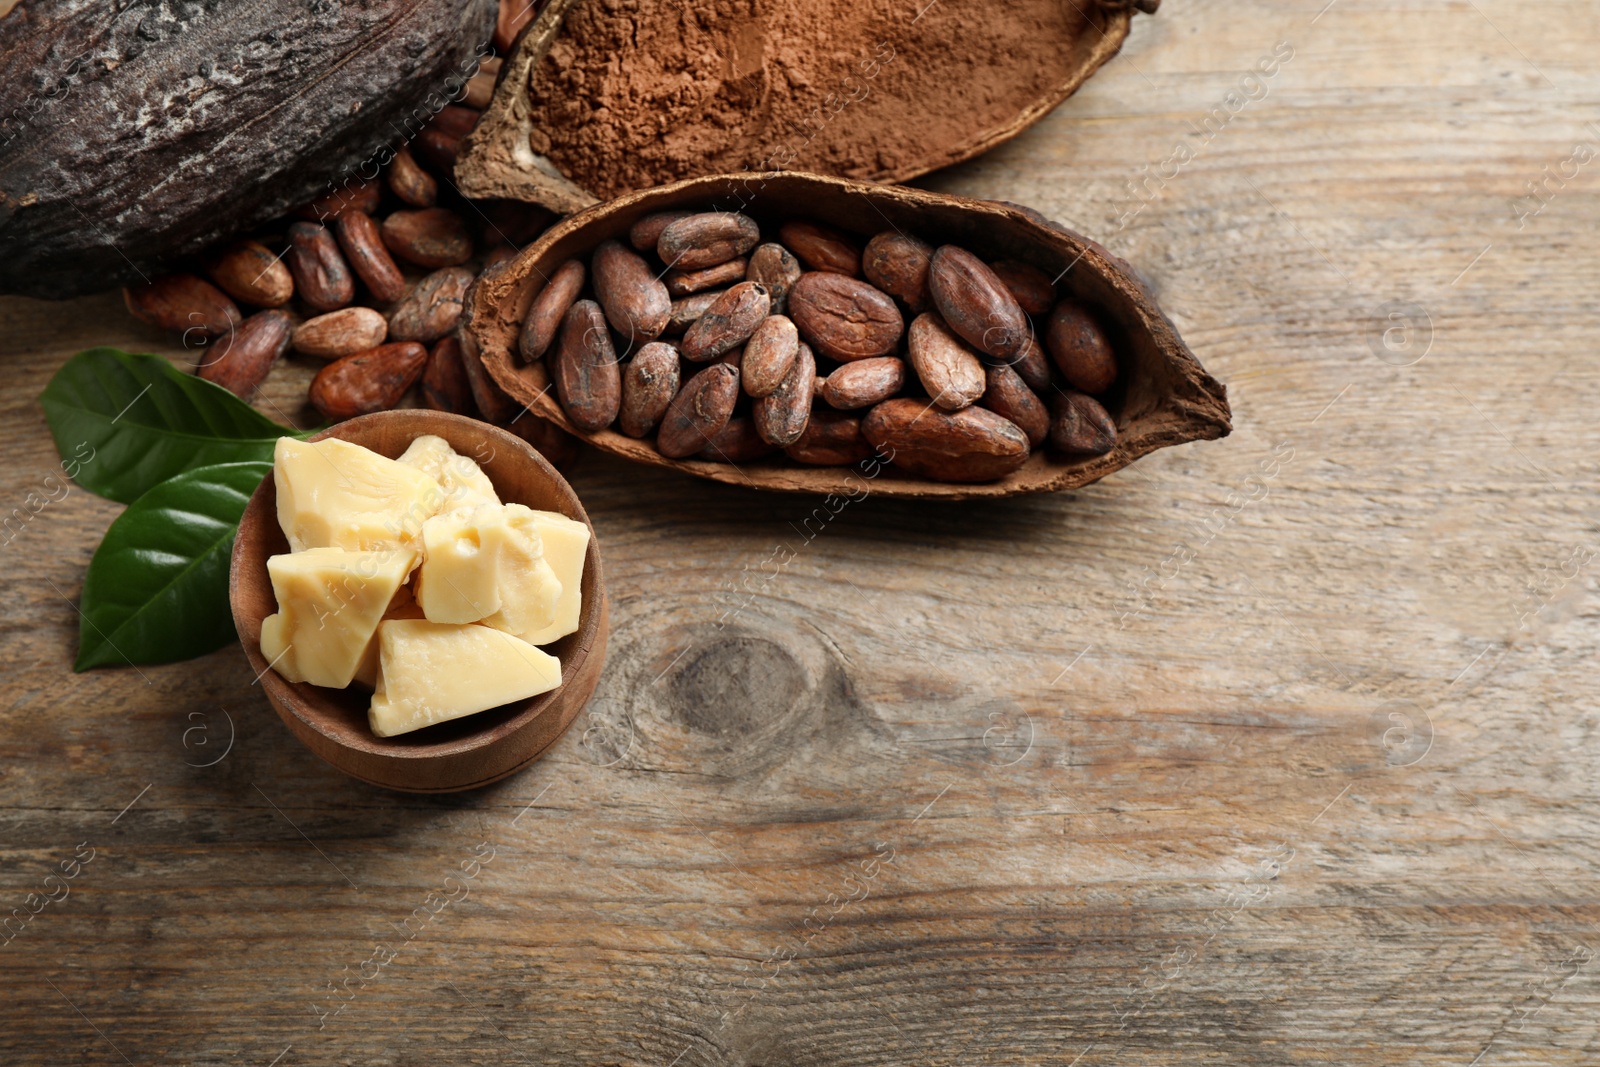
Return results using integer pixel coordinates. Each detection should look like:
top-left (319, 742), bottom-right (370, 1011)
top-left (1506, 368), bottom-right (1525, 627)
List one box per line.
top-left (551, 299), bottom-right (622, 433)
top-left (309, 342), bottom-right (428, 421)
top-left (862, 398), bottom-right (1030, 483)
top-left (196, 309), bottom-right (291, 399)
top-left (205, 240), bottom-right (293, 309)
top-left (657, 363), bottom-right (740, 458)
top-left (788, 273), bottom-right (903, 363)
top-left (124, 274), bottom-right (241, 337)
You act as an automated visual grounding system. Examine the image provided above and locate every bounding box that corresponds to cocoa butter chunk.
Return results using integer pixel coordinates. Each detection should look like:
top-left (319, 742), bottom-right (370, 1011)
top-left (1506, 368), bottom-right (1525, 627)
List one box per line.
top-left (862, 232), bottom-right (934, 313)
top-left (862, 397), bottom-right (1030, 483)
top-left (551, 299), bottom-right (622, 433)
top-left (1045, 298), bottom-right (1119, 395)
top-left (657, 363), bottom-right (740, 458)
top-left (591, 239), bottom-right (671, 341)
top-left (777, 220), bottom-right (861, 276)
top-left (1049, 390), bottom-right (1117, 457)
top-left (680, 282), bottom-right (770, 362)
top-left (656, 212), bottom-right (761, 271)
top-left (787, 272), bottom-right (904, 362)
top-left (927, 245), bottom-right (1030, 362)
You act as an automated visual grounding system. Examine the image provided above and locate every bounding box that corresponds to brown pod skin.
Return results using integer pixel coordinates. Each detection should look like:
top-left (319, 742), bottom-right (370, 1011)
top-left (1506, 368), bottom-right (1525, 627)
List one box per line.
top-left (778, 220), bottom-right (861, 276)
top-left (1045, 298), bottom-right (1118, 395)
top-left (741, 315), bottom-right (800, 398)
top-left (784, 408), bottom-right (871, 466)
top-left (286, 222), bottom-right (355, 312)
top-left (1049, 390), bottom-right (1118, 457)
top-left (298, 179), bottom-right (382, 223)
top-left (821, 357), bottom-right (906, 410)
top-left (629, 210), bottom-right (694, 252)
top-left (195, 309), bottom-right (290, 399)
top-left (788, 272), bottom-right (904, 362)
top-left (681, 281), bottom-right (770, 362)
top-left (519, 258), bottom-right (586, 362)
top-left (506, 411), bottom-right (581, 472)
top-left (1009, 334), bottom-right (1052, 393)
top-left (982, 364), bottom-right (1049, 447)
top-left (753, 341), bottom-right (816, 447)
top-left (293, 307), bottom-right (388, 360)
top-left (388, 267), bottom-right (474, 344)
top-left (334, 211), bottom-right (407, 303)
top-left (656, 212), bottom-right (761, 271)
top-left (862, 231), bottom-right (934, 313)
top-left (665, 291), bottom-right (723, 335)
top-left (862, 397), bottom-right (1030, 483)
top-left (928, 245), bottom-right (1030, 363)
top-left (382, 208), bottom-right (473, 269)
top-left (665, 257), bottom-right (748, 297)
top-left (700, 416), bottom-right (779, 463)
top-left (387, 145), bottom-right (438, 208)
top-left (205, 240), bottom-right (293, 308)
top-left (989, 259), bottom-right (1057, 316)
top-left (309, 342), bottom-right (428, 422)
top-left (907, 312), bottom-right (986, 411)
top-left (618, 342), bottom-right (680, 438)
top-left (657, 363), bottom-right (740, 458)
top-left (123, 273), bottom-right (241, 336)
top-left (746, 242), bottom-right (803, 315)
top-left (420, 335), bottom-right (476, 415)
top-left (591, 239), bottom-right (671, 342)
top-left (551, 299), bottom-right (623, 433)
top-left (457, 330), bottom-right (519, 423)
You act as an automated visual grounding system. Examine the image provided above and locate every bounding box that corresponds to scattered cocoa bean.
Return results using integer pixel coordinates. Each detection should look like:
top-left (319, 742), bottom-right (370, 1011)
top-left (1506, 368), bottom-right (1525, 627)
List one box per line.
top-left (414, 128), bottom-right (462, 173)
top-left (784, 408), bottom-right (871, 466)
top-left (300, 179), bottom-right (381, 223)
top-left (123, 273), bottom-right (241, 336)
top-left (591, 239), bottom-right (670, 341)
top-left (657, 362), bottom-right (740, 458)
top-left (753, 342), bottom-right (816, 448)
top-left (821, 357), bottom-right (906, 410)
top-left (701, 416), bottom-right (780, 463)
top-left (519, 258), bottom-right (586, 362)
top-left (463, 69), bottom-right (497, 110)
top-left (286, 222), bottom-right (355, 311)
top-left (862, 231), bottom-right (933, 313)
top-left (665, 291), bottom-right (723, 335)
top-left (195, 308), bottom-right (291, 399)
top-left (907, 312), bottom-right (986, 411)
top-left (746, 242), bottom-right (803, 315)
top-left (989, 259), bottom-right (1057, 316)
top-left (665, 257), bottom-right (748, 297)
top-left (788, 273), bottom-right (904, 362)
top-left (657, 211), bottom-right (761, 271)
top-left (388, 266), bottom-right (474, 343)
top-left (386, 144), bottom-right (438, 208)
top-left (1045, 298), bottom-right (1118, 395)
top-left (629, 210), bottom-right (693, 252)
top-left (982, 364), bottom-right (1049, 447)
top-left (551, 299), bottom-right (622, 432)
top-left (205, 239), bottom-right (293, 308)
top-left (1048, 390), bottom-right (1117, 457)
top-left (862, 398), bottom-right (1030, 483)
top-left (334, 210), bottom-right (407, 304)
top-left (681, 281), bottom-right (770, 362)
top-left (928, 245), bottom-right (1029, 362)
top-left (308, 342), bottom-right (428, 421)
top-left (778, 220), bottom-right (860, 276)
top-left (506, 410), bottom-right (581, 472)
top-left (381, 208), bottom-right (473, 269)
top-left (429, 104), bottom-right (481, 139)
top-left (293, 307), bottom-right (388, 359)
top-left (494, 2), bottom-right (534, 56)
top-left (420, 335), bottom-right (475, 415)
top-left (740, 315), bottom-right (800, 398)
top-left (457, 329), bottom-right (519, 423)
top-left (618, 341), bottom-right (680, 438)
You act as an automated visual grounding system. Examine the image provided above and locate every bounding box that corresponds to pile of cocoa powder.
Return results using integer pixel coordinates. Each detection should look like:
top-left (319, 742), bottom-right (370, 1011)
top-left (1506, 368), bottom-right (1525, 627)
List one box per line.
top-left (525, 0), bottom-right (1092, 200)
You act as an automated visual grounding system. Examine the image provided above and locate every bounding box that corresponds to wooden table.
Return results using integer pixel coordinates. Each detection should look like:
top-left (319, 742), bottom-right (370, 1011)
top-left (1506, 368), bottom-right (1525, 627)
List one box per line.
top-left (4, 2), bottom-right (1598, 1063)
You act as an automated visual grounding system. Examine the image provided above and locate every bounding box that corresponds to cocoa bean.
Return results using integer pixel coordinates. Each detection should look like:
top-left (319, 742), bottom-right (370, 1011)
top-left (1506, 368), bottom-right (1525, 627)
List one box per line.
top-left (293, 307), bottom-right (389, 359)
top-left (299, 179), bottom-right (381, 223)
top-left (862, 397), bottom-right (1030, 483)
top-left (701, 416), bottom-right (779, 463)
top-left (286, 222), bottom-right (355, 312)
top-left (821, 357), bottom-right (906, 410)
top-left (386, 144), bottom-right (438, 208)
top-left (784, 408), bottom-right (871, 466)
top-left (483, 243), bottom-right (517, 269)
top-left (463, 69), bottom-right (497, 110)
top-left (778, 220), bottom-right (860, 276)
top-left (1009, 333), bottom-right (1052, 393)
top-left (477, 199), bottom-right (555, 245)
top-left (657, 363), bottom-right (740, 458)
top-left (907, 312), bottom-right (986, 411)
top-left (494, 2), bottom-right (534, 56)
top-left (591, 239), bottom-right (670, 341)
top-left (982, 364), bottom-right (1049, 447)
top-left (740, 315), bottom-right (800, 398)
top-left (519, 258), bottom-right (586, 362)
top-left (334, 210), bottom-right (407, 304)
top-left (862, 231), bottom-right (933, 313)
top-left (420, 335), bottom-right (475, 415)
top-left (506, 411), bottom-right (581, 472)
top-left (205, 239), bottom-right (293, 308)
top-left (618, 341), bottom-right (680, 438)
top-left (665, 291), bottom-right (723, 335)
top-left (309, 342), bottom-right (428, 421)
top-left (681, 281), bottom-right (770, 362)
top-left (629, 210), bottom-right (693, 252)
top-left (123, 273), bottom-right (241, 336)
top-left (388, 266), bottom-right (474, 343)
top-left (414, 128), bottom-right (462, 173)
top-left (753, 342), bottom-right (816, 448)
top-left (551, 299), bottom-right (622, 433)
top-left (1045, 298), bottom-right (1118, 395)
top-left (709, 345), bottom-right (743, 371)
top-left (657, 211), bottom-right (761, 271)
top-left (382, 208), bottom-right (473, 269)
top-left (665, 257), bottom-right (748, 297)
top-left (928, 245), bottom-right (1029, 362)
top-left (195, 309), bottom-right (290, 399)
top-left (989, 259), bottom-right (1057, 316)
top-left (457, 329), bottom-right (519, 423)
top-left (429, 104), bottom-right (481, 139)
top-left (788, 272), bottom-right (904, 362)
top-left (746, 242), bottom-right (802, 315)
top-left (1048, 390), bottom-right (1117, 457)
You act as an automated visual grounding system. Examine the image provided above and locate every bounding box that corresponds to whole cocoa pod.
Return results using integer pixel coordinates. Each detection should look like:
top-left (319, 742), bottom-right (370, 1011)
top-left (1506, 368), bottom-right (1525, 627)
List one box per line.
top-left (657, 363), bottom-right (740, 458)
top-left (657, 212), bottom-right (761, 271)
top-left (665, 258), bottom-right (748, 297)
top-left (778, 220), bottom-right (860, 276)
top-left (381, 208), bottom-right (473, 268)
top-left (389, 267), bottom-right (474, 344)
top-left (205, 240), bottom-right (293, 309)
top-left (928, 245), bottom-right (1029, 363)
top-left (741, 315), bottom-right (800, 398)
top-left (784, 408), bottom-right (872, 466)
top-left (989, 259), bottom-right (1057, 316)
top-left (753, 342), bottom-right (816, 447)
top-left (551, 299), bottom-right (622, 433)
top-left (293, 307), bottom-right (389, 360)
top-left (335, 210), bottom-right (407, 304)
top-left (788, 273), bottom-right (904, 362)
top-left (387, 145), bottom-right (438, 208)
top-left (619, 342), bottom-right (681, 438)
top-left (681, 282), bottom-right (770, 362)
top-left (420, 335), bottom-right (475, 415)
top-left (592, 239), bottom-right (670, 342)
top-left (195, 309), bottom-right (291, 399)
top-left (630, 210), bottom-right (694, 252)
top-left (286, 223), bottom-right (355, 312)
top-left (862, 232), bottom-right (933, 313)
top-left (701, 416), bottom-right (779, 463)
top-left (1045, 298), bottom-right (1118, 395)
top-left (309, 342), bottom-right (428, 421)
top-left (746, 243), bottom-right (803, 316)
top-left (907, 312), bottom-right (986, 412)
top-left (1049, 390), bottom-right (1117, 457)
top-left (821, 357), bottom-right (906, 410)
top-left (982, 364), bottom-right (1049, 447)
top-left (124, 273), bottom-right (241, 337)
top-left (862, 398), bottom-right (1030, 483)
top-left (519, 258), bottom-right (586, 362)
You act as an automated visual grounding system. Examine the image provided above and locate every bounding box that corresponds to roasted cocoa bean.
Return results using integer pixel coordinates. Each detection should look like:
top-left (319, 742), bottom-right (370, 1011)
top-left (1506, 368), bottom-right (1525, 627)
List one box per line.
top-left (629, 209), bottom-right (693, 252)
top-left (483, 243), bottom-right (517, 269)
top-left (681, 281), bottom-right (770, 362)
top-left (907, 312), bottom-right (986, 411)
top-left (551, 299), bottom-right (622, 432)
top-left (293, 307), bottom-right (388, 359)
top-left (657, 211), bottom-right (761, 271)
top-left (382, 208), bottom-right (473, 269)
top-left (665, 257), bottom-right (748, 297)
top-left (862, 231), bottom-right (933, 313)
top-left (1045, 298), bottom-right (1118, 395)
top-left (784, 408), bottom-right (871, 466)
top-left (420, 335), bottom-right (475, 415)
top-left (591, 239), bottom-right (671, 341)
top-left (618, 341), bottom-right (680, 438)
top-left (821, 356), bottom-right (906, 410)
top-left (753, 341), bottom-right (816, 447)
top-left (457, 329), bottom-right (519, 423)
top-left (778, 220), bottom-right (860, 276)
top-left (862, 397), bottom-right (1030, 483)
top-left (387, 144), bottom-right (438, 208)
top-left (746, 242), bottom-right (803, 315)
top-left (928, 245), bottom-right (1029, 362)
top-left (665, 291), bottom-right (722, 335)
top-left (506, 410), bottom-right (581, 472)
top-left (195, 308), bottom-right (290, 399)
top-left (740, 315), bottom-right (800, 398)
top-left (701, 416), bottom-right (779, 463)
top-left (429, 104), bottom-right (481, 139)
top-left (205, 240), bottom-right (293, 308)
top-left (657, 363), bottom-right (740, 458)
top-left (299, 179), bottom-right (381, 223)
top-left (463, 69), bottom-right (496, 110)
top-left (1009, 333), bottom-right (1052, 393)
top-left (334, 210), bottom-right (408, 304)
top-left (309, 342), bottom-right (428, 421)
top-left (286, 222), bottom-right (355, 311)
top-left (123, 273), bottom-right (241, 336)
top-left (982, 364), bottom-right (1049, 447)
top-left (519, 258), bottom-right (586, 362)
top-left (709, 345), bottom-right (743, 371)
top-left (414, 128), bottom-right (462, 173)
top-left (1049, 390), bottom-right (1117, 457)
top-left (990, 259), bottom-right (1057, 316)
top-left (788, 272), bottom-right (904, 362)
top-left (388, 266), bottom-right (474, 343)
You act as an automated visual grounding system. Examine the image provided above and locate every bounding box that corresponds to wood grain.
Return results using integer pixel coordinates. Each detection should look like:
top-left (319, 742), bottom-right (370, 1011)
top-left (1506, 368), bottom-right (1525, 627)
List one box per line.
top-left (5, 2), bottom-right (1600, 1064)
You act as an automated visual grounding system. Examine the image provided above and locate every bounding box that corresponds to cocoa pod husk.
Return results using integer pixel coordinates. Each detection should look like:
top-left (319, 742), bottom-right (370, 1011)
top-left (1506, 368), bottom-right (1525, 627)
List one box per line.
top-left (591, 239), bottom-right (670, 342)
top-left (701, 416), bottom-right (780, 463)
top-left (665, 258), bottom-right (748, 298)
top-left (1048, 389), bottom-right (1117, 457)
top-left (124, 273), bottom-right (241, 337)
top-left (784, 408), bottom-right (871, 466)
top-left (681, 282), bottom-right (770, 362)
top-left (388, 267), bottom-right (474, 344)
top-left (746, 242), bottom-right (803, 315)
top-left (990, 259), bottom-right (1057, 316)
top-left (928, 245), bottom-right (1029, 362)
top-left (293, 307), bottom-right (389, 360)
top-left (334, 210), bottom-right (408, 304)
top-left (420, 335), bottom-right (476, 415)
top-left (205, 240), bottom-right (293, 309)
top-left (982, 364), bottom-right (1049, 447)
top-left (629, 210), bottom-right (693, 253)
top-left (1045, 298), bottom-right (1118, 395)
top-left (387, 145), bottom-right (438, 208)
top-left (778, 220), bottom-right (861, 276)
top-left (657, 212), bottom-right (761, 271)
top-left (862, 397), bottom-right (1030, 483)
top-left (551, 299), bottom-right (622, 433)
top-left (309, 342), bottom-right (428, 421)
top-left (907, 312), bottom-right (986, 412)
top-left (382, 208), bottom-right (473, 269)
top-left (195, 309), bottom-right (291, 399)
top-left (665, 291), bottom-right (723, 336)
top-left (519, 258), bottom-right (586, 362)
top-left (618, 341), bottom-right (681, 438)
top-left (286, 223), bottom-right (355, 312)
top-left (862, 231), bottom-right (933, 313)
top-left (788, 272), bottom-right (903, 362)
top-left (753, 342), bottom-right (816, 447)
top-left (740, 315), bottom-right (800, 399)
top-left (821, 357), bottom-right (906, 410)
top-left (657, 362), bottom-right (740, 458)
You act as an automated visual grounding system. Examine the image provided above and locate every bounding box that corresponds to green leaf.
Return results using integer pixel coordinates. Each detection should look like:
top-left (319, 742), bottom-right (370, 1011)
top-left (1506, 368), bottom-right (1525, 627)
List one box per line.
top-left (40, 347), bottom-right (307, 505)
top-left (75, 461), bottom-right (272, 671)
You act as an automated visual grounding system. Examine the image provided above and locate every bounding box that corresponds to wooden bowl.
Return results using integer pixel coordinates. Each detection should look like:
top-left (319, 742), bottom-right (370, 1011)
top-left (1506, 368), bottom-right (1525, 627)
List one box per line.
top-left (228, 410), bottom-right (608, 793)
top-left (460, 171), bottom-right (1232, 501)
